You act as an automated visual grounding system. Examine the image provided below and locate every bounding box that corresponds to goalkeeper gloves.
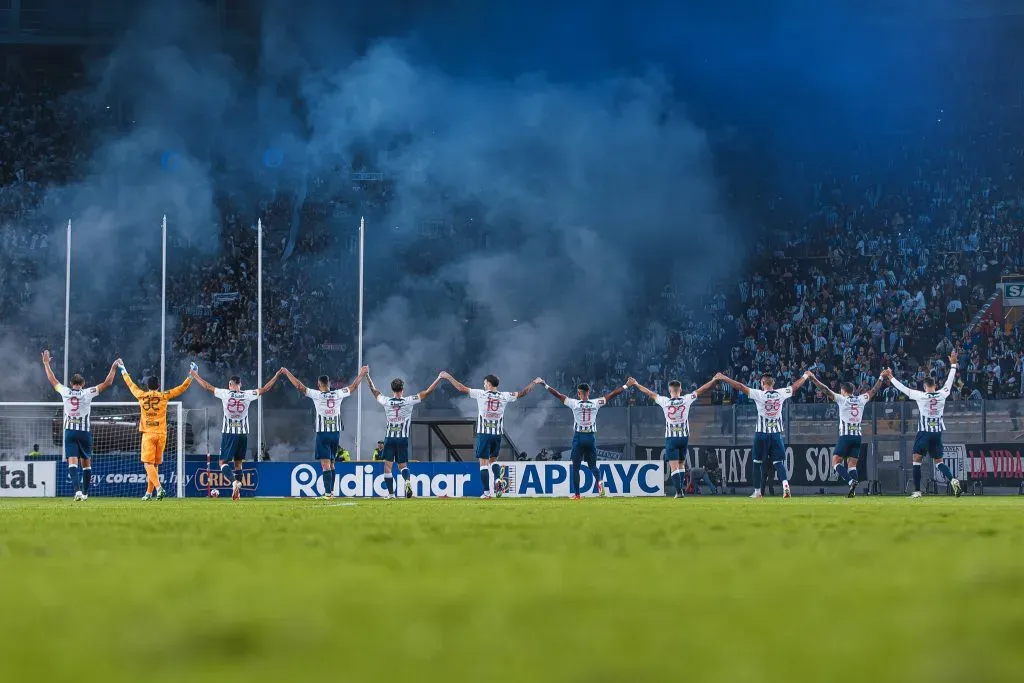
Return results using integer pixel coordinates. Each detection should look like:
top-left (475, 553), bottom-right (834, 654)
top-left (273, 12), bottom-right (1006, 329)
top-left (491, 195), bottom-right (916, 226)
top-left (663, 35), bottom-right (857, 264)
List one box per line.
top-left (190, 362), bottom-right (199, 373)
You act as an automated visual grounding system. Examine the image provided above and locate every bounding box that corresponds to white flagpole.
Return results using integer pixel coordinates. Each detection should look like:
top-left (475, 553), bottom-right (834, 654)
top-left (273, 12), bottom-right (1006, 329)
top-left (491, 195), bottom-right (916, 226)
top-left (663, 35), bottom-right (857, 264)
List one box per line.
top-left (355, 216), bottom-right (365, 460)
top-left (257, 218), bottom-right (264, 461)
top-left (160, 215), bottom-right (167, 389)
top-left (63, 219), bottom-right (71, 384)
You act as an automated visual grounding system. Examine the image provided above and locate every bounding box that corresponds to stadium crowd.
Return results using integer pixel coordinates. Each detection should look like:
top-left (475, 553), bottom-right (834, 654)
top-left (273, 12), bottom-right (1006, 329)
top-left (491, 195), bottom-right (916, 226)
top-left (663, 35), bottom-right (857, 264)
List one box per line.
top-left (1, 65), bottom-right (1023, 408)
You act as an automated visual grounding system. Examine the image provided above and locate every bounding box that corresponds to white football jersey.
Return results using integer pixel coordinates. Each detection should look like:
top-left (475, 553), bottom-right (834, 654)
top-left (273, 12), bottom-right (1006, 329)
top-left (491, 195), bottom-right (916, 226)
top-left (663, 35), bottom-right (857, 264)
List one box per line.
top-left (748, 387), bottom-right (794, 434)
top-left (57, 384), bottom-right (100, 432)
top-left (890, 366), bottom-right (957, 432)
top-left (377, 394), bottom-right (422, 438)
top-left (305, 387), bottom-right (351, 433)
top-left (214, 388), bottom-right (260, 435)
top-left (654, 393), bottom-right (698, 438)
top-left (833, 393), bottom-right (871, 436)
top-left (563, 397), bottom-right (607, 433)
top-left (468, 389), bottom-right (518, 435)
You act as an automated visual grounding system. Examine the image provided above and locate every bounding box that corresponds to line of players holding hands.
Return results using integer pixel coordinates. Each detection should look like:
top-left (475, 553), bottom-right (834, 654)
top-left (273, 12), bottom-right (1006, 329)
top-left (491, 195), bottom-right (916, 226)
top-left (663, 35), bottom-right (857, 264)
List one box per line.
top-left (42, 348), bottom-right (964, 501)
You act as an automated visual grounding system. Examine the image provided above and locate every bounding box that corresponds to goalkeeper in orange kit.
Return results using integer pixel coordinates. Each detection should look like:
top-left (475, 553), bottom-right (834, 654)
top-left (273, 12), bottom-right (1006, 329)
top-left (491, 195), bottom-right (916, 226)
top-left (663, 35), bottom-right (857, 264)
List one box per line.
top-left (116, 359), bottom-right (194, 500)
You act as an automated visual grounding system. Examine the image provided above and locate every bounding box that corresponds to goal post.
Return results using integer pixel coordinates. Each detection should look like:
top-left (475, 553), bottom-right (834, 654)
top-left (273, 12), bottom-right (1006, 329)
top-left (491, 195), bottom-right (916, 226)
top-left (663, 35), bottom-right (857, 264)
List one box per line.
top-left (0, 402), bottom-right (189, 498)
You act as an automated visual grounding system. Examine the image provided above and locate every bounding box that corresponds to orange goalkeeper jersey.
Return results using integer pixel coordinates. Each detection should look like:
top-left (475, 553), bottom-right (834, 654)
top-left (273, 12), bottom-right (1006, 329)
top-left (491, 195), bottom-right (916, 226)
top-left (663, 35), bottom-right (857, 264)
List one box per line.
top-left (122, 372), bottom-right (192, 434)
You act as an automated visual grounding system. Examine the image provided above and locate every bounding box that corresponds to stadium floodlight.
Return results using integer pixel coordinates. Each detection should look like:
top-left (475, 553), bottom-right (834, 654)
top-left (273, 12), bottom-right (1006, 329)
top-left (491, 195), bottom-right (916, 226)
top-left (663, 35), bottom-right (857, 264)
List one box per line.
top-left (257, 218), bottom-right (264, 462)
top-left (63, 219), bottom-right (71, 386)
top-left (356, 216), bottom-right (365, 462)
top-left (161, 215), bottom-right (168, 391)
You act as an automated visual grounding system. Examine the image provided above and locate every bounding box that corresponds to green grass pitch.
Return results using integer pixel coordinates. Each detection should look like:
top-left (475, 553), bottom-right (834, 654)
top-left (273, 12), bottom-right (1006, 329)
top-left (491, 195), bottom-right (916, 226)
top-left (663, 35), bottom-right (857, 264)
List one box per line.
top-left (1, 496), bottom-right (1023, 683)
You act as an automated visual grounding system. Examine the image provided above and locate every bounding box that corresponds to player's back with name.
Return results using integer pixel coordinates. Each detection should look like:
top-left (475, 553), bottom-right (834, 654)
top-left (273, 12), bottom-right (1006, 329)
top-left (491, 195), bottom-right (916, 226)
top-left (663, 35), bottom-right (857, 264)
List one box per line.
top-left (565, 397), bottom-right (605, 434)
top-left (377, 393), bottom-right (421, 439)
top-left (748, 387), bottom-right (792, 434)
top-left (654, 393), bottom-right (697, 438)
top-left (215, 388), bottom-right (260, 435)
top-left (306, 387), bottom-right (350, 433)
top-left (57, 384), bottom-right (99, 432)
top-left (831, 393), bottom-right (869, 459)
top-left (469, 388), bottom-right (517, 435)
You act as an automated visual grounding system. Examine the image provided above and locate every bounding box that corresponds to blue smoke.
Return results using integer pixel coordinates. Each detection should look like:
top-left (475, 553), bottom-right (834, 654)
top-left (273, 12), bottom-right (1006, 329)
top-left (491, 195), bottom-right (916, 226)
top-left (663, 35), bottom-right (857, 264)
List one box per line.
top-left (1, 0), bottom-right (1002, 407)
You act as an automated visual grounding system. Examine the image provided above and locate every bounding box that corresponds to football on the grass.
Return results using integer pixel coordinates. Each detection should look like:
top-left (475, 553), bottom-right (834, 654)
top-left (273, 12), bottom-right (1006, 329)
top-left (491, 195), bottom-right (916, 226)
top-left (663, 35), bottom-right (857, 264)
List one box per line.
top-left (210, 489), bottom-right (220, 498)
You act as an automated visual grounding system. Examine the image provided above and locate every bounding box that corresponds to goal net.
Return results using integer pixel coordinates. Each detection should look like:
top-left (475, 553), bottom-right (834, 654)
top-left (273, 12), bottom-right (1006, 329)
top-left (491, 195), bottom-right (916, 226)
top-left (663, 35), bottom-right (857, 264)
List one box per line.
top-left (0, 402), bottom-right (188, 498)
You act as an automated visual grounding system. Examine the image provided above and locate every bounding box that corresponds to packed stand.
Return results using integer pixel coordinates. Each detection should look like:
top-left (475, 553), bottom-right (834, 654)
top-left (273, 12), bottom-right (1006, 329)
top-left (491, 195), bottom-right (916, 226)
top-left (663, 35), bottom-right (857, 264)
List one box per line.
top-left (722, 147), bottom-right (1024, 403)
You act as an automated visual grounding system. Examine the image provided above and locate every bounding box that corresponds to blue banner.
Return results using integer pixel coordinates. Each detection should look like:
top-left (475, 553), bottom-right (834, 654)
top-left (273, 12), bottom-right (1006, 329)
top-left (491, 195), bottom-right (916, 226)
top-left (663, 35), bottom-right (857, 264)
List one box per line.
top-left (57, 458), bottom-right (183, 498)
top-left (505, 461), bottom-right (664, 496)
top-left (55, 460), bottom-right (669, 498)
top-left (186, 461), bottom-right (483, 498)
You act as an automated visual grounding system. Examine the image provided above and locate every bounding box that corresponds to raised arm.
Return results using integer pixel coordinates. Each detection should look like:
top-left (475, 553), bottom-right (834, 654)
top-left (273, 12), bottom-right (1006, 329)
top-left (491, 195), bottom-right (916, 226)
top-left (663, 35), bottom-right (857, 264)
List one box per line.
top-left (693, 376), bottom-right (718, 397)
top-left (864, 375), bottom-right (887, 401)
top-left (364, 371), bottom-right (382, 399)
top-left (941, 351), bottom-right (959, 395)
top-left (715, 372), bottom-right (751, 396)
top-left (40, 350), bottom-right (59, 389)
top-left (258, 369), bottom-right (283, 396)
top-left (280, 368), bottom-right (308, 395)
top-left (346, 366), bottom-right (369, 394)
top-left (882, 368), bottom-right (921, 399)
top-left (807, 372), bottom-right (836, 401)
top-left (599, 382), bottom-right (628, 403)
top-left (117, 360), bottom-right (143, 398)
top-left (540, 380), bottom-right (568, 403)
top-left (439, 371), bottom-right (471, 394)
top-left (627, 377), bottom-right (659, 402)
top-left (165, 375), bottom-right (193, 400)
top-left (189, 370), bottom-right (218, 394)
top-left (96, 360), bottom-right (118, 393)
top-left (417, 373), bottom-right (444, 401)
top-left (515, 378), bottom-right (542, 399)
top-left (788, 371), bottom-right (811, 394)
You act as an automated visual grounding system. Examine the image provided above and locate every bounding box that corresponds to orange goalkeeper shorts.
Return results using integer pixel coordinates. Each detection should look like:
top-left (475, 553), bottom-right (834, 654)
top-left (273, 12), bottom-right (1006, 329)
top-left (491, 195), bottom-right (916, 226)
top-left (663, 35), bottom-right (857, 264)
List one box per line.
top-left (141, 433), bottom-right (167, 465)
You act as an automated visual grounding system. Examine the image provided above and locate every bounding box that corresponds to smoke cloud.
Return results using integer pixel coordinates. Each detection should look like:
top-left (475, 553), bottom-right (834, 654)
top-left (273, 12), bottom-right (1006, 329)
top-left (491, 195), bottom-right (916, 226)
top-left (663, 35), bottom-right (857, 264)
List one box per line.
top-left (2, 0), bottom-right (745, 458)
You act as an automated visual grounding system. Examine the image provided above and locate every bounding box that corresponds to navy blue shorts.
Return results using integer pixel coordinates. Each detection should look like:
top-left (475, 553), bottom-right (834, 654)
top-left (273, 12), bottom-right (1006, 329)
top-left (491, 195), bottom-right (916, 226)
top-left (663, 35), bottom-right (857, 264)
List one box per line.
top-left (912, 431), bottom-right (943, 459)
top-left (475, 433), bottom-right (502, 460)
top-left (571, 432), bottom-right (598, 466)
top-left (64, 430), bottom-right (92, 460)
top-left (315, 432), bottom-right (340, 461)
top-left (664, 436), bottom-right (688, 462)
top-left (834, 435), bottom-right (862, 461)
top-left (220, 433), bottom-right (248, 462)
top-left (753, 432), bottom-right (786, 463)
top-left (382, 437), bottom-right (409, 464)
